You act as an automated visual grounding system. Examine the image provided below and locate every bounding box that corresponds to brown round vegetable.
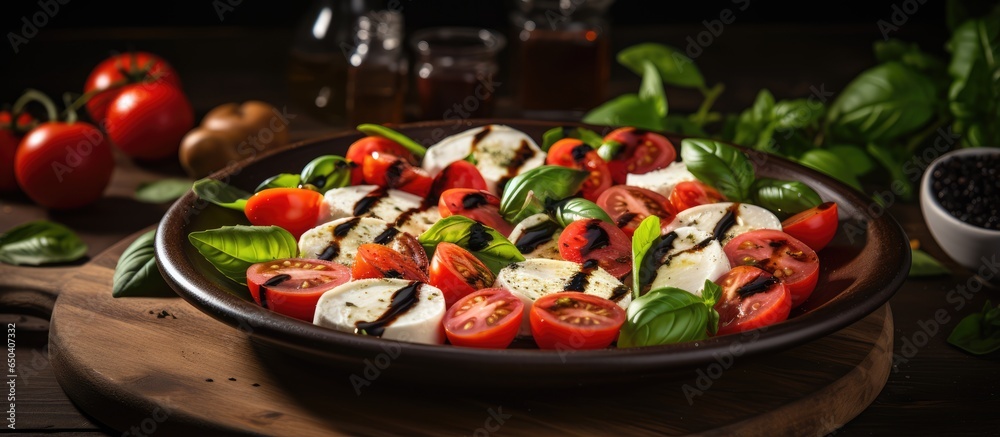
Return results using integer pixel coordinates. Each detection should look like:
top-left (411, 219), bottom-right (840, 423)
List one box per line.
top-left (179, 101), bottom-right (290, 177)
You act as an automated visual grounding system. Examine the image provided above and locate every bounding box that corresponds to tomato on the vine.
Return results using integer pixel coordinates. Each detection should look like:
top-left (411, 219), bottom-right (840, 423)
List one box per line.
top-left (444, 288), bottom-right (523, 349)
top-left (84, 51), bottom-right (182, 124)
top-left (781, 202), bottom-right (838, 251)
top-left (529, 292), bottom-right (625, 350)
top-left (246, 258), bottom-right (351, 322)
top-left (546, 138), bottom-right (613, 202)
top-left (602, 127), bottom-right (676, 184)
top-left (714, 266), bottom-right (791, 336)
top-left (428, 242), bottom-right (496, 308)
top-left (0, 111), bottom-right (33, 192)
top-left (244, 188), bottom-right (324, 239)
top-left (104, 81), bottom-right (194, 160)
top-left (14, 122), bottom-right (114, 209)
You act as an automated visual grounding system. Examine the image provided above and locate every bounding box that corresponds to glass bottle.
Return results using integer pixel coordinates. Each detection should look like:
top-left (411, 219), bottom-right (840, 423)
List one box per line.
top-left (346, 11), bottom-right (408, 125)
top-left (288, 0), bottom-right (382, 124)
top-left (410, 27), bottom-right (506, 120)
top-left (510, 0), bottom-right (614, 117)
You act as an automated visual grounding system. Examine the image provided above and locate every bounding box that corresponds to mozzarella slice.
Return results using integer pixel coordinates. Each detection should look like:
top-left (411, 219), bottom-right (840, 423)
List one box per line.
top-left (507, 214), bottom-right (562, 260)
top-left (494, 258), bottom-right (631, 336)
top-left (423, 125), bottom-right (545, 195)
top-left (664, 202), bottom-right (781, 245)
top-left (314, 279), bottom-right (445, 345)
top-left (625, 162), bottom-right (698, 197)
top-left (647, 226), bottom-right (731, 297)
top-left (299, 217), bottom-right (421, 268)
top-left (320, 185), bottom-right (440, 236)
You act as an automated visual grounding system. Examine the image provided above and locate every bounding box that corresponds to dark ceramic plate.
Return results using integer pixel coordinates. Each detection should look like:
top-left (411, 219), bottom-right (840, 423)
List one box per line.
top-left (156, 119), bottom-right (910, 387)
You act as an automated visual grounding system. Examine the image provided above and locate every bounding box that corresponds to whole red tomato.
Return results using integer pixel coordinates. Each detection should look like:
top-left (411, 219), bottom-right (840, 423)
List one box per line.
top-left (104, 81), bottom-right (194, 160)
top-left (84, 52), bottom-right (181, 124)
top-left (0, 111), bottom-right (34, 192)
top-left (15, 122), bottom-right (115, 209)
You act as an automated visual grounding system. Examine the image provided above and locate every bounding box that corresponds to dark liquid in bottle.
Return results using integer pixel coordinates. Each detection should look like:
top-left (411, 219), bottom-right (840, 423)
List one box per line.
top-left (519, 28), bottom-right (609, 112)
top-left (416, 71), bottom-right (496, 120)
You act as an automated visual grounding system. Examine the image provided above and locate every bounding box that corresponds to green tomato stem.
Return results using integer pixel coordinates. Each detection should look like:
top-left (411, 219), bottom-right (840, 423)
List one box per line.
top-left (692, 83), bottom-right (725, 127)
top-left (12, 89), bottom-right (58, 123)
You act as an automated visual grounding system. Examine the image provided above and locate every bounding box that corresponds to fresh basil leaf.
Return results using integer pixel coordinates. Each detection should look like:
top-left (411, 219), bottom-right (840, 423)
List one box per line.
top-left (300, 155), bottom-right (352, 192)
top-left (616, 43), bottom-right (705, 89)
top-left (680, 138), bottom-right (755, 202)
top-left (701, 280), bottom-right (722, 335)
top-left (418, 216), bottom-right (524, 275)
top-left (596, 140), bottom-right (623, 162)
top-left (618, 287), bottom-right (712, 348)
top-left (796, 149), bottom-right (864, 191)
top-left (639, 60), bottom-right (668, 118)
top-left (0, 220), bottom-right (87, 266)
top-left (866, 143), bottom-right (913, 200)
top-left (500, 166), bottom-right (588, 222)
top-left (541, 126), bottom-right (604, 152)
top-left (255, 173), bottom-right (301, 192)
top-left (550, 198), bottom-right (613, 228)
top-left (582, 94), bottom-right (666, 132)
top-left (947, 300), bottom-right (1000, 355)
top-left (113, 230), bottom-right (174, 298)
top-left (630, 215), bottom-right (661, 299)
top-left (947, 18), bottom-right (1000, 148)
top-left (751, 178), bottom-right (823, 217)
top-left (874, 39), bottom-right (947, 79)
top-left (733, 90), bottom-right (775, 146)
top-left (135, 179), bottom-right (193, 203)
top-left (356, 124), bottom-right (426, 158)
top-left (773, 99), bottom-right (823, 130)
top-left (826, 62), bottom-right (937, 143)
top-left (188, 225), bottom-right (298, 285)
top-left (662, 114), bottom-right (708, 136)
top-left (192, 178), bottom-right (252, 211)
top-left (827, 144), bottom-right (875, 176)
top-left (909, 248), bottom-right (949, 277)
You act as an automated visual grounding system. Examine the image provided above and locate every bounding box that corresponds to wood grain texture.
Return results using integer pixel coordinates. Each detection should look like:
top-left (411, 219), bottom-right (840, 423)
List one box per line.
top-left (48, 236), bottom-right (893, 436)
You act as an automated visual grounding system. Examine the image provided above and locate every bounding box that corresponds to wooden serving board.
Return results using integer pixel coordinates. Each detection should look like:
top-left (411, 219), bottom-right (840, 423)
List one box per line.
top-left (45, 234), bottom-right (893, 436)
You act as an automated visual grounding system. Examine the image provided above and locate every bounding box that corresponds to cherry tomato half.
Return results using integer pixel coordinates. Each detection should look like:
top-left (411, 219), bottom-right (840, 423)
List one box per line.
top-left (602, 127), bottom-right (676, 184)
top-left (557, 219), bottom-right (632, 279)
top-left (15, 122), bottom-right (115, 209)
top-left (352, 244), bottom-right (429, 282)
top-left (714, 266), bottom-right (792, 336)
top-left (438, 188), bottom-right (514, 237)
top-left (530, 292), bottom-right (625, 350)
top-left (346, 136), bottom-right (417, 184)
top-left (596, 185), bottom-right (676, 237)
top-left (781, 202), bottom-right (838, 251)
top-left (669, 181), bottom-right (725, 212)
top-left (444, 288), bottom-right (524, 349)
top-left (428, 160), bottom-right (488, 204)
top-left (246, 258), bottom-right (351, 322)
top-left (84, 51), bottom-right (182, 124)
top-left (546, 138), bottom-right (613, 202)
top-left (723, 230), bottom-right (820, 308)
top-left (244, 188), bottom-right (324, 239)
top-left (362, 153), bottom-right (433, 197)
top-left (429, 242), bottom-right (496, 308)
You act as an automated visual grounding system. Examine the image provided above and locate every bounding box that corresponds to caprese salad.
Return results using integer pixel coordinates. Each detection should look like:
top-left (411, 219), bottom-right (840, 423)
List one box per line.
top-left (188, 123), bottom-right (839, 350)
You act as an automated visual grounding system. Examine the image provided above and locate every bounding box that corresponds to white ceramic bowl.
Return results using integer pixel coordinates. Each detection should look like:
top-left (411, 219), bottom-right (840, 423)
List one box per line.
top-left (920, 147), bottom-right (1000, 271)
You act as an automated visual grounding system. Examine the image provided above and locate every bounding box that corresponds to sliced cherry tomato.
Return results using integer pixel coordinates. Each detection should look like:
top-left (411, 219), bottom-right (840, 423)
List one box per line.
top-left (602, 127), bottom-right (676, 184)
top-left (246, 258), bottom-right (351, 322)
top-left (529, 292), bottom-right (625, 350)
top-left (244, 188), bottom-right (324, 239)
top-left (352, 244), bottom-right (429, 281)
top-left (669, 181), bottom-right (725, 212)
top-left (428, 160), bottom-right (488, 203)
top-left (444, 288), bottom-right (523, 349)
top-left (714, 266), bottom-right (792, 336)
top-left (386, 231), bottom-right (430, 272)
top-left (546, 138), bottom-right (613, 202)
top-left (557, 219), bottom-right (632, 279)
top-left (437, 188), bottom-right (514, 237)
top-left (781, 202), bottom-right (838, 251)
top-left (596, 185), bottom-right (676, 237)
top-left (429, 242), bottom-right (496, 308)
top-left (723, 230), bottom-right (820, 308)
top-left (362, 153), bottom-right (433, 197)
top-left (346, 136), bottom-right (417, 184)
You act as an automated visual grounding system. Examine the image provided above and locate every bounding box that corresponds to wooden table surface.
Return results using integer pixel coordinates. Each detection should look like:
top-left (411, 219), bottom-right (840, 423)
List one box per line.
top-left (1, 22), bottom-right (998, 435)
